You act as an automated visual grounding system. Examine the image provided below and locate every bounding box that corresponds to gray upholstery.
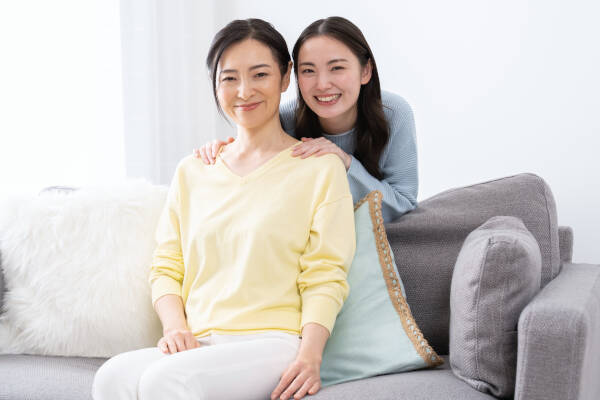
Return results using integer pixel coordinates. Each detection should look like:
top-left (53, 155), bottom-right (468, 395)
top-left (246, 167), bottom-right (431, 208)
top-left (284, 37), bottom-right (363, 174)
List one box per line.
top-left (385, 173), bottom-right (559, 355)
top-left (515, 262), bottom-right (600, 400)
top-left (0, 354), bottom-right (107, 400)
top-left (558, 226), bottom-right (574, 263)
top-left (0, 355), bottom-right (496, 400)
top-left (306, 356), bottom-right (495, 400)
top-left (449, 216), bottom-right (542, 398)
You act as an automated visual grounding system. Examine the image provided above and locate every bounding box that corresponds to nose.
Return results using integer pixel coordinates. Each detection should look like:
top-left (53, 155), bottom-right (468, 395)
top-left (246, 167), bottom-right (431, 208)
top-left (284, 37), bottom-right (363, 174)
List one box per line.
top-left (237, 77), bottom-right (254, 101)
top-left (315, 72), bottom-right (332, 91)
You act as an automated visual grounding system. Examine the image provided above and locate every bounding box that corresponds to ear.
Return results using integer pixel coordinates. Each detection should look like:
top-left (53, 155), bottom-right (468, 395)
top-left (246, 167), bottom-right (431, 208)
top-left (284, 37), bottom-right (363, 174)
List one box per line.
top-left (360, 58), bottom-right (373, 85)
top-left (281, 61), bottom-right (293, 92)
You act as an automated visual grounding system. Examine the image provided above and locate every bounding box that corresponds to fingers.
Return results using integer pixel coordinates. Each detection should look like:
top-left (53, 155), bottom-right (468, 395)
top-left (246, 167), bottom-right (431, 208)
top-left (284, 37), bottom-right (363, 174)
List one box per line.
top-left (211, 140), bottom-right (220, 160)
top-left (184, 333), bottom-right (199, 350)
top-left (157, 338), bottom-right (169, 354)
top-left (271, 364), bottom-right (299, 400)
top-left (199, 146), bottom-right (211, 165)
top-left (226, 136), bottom-right (235, 143)
top-left (308, 381), bottom-right (320, 395)
top-left (292, 377), bottom-right (317, 400)
top-left (291, 138), bottom-right (335, 159)
top-left (166, 336), bottom-right (178, 354)
top-left (279, 373), bottom-right (308, 400)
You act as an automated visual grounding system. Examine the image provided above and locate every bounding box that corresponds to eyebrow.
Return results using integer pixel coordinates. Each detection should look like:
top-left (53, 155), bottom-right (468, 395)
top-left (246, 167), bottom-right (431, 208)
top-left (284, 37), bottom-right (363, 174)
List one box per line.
top-left (299, 58), bottom-right (349, 67)
top-left (219, 64), bottom-right (272, 74)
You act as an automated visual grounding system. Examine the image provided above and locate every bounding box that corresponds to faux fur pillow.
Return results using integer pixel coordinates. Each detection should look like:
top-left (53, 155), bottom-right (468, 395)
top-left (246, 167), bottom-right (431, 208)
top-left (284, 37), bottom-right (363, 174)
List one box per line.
top-left (0, 179), bottom-right (167, 357)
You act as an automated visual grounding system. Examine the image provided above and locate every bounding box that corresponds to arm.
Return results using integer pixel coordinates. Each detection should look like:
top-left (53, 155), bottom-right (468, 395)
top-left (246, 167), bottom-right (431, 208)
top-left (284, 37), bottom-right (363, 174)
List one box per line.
top-left (271, 161), bottom-right (356, 400)
top-left (148, 162), bottom-right (186, 330)
top-left (346, 94), bottom-right (418, 223)
top-left (515, 262), bottom-right (600, 400)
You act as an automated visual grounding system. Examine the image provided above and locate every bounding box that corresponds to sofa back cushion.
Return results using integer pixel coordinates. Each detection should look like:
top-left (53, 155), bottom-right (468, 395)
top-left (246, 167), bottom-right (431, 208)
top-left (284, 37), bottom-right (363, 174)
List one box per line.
top-left (385, 173), bottom-right (559, 355)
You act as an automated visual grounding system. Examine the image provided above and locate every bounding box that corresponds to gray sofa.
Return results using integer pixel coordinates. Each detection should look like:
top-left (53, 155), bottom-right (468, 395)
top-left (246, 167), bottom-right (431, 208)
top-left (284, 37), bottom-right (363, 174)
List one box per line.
top-left (1, 173), bottom-right (599, 400)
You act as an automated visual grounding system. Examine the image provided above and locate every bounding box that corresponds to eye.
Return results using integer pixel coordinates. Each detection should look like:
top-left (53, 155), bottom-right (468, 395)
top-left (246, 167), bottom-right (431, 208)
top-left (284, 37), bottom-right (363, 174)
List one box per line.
top-left (221, 76), bottom-right (235, 82)
top-left (331, 65), bottom-right (344, 71)
top-left (255, 72), bottom-right (268, 78)
top-left (301, 68), bottom-right (314, 74)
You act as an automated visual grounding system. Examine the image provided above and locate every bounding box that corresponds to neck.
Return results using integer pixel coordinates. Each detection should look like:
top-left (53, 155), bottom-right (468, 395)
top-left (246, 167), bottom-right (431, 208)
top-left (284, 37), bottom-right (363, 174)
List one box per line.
top-left (230, 115), bottom-right (290, 158)
top-left (318, 105), bottom-right (357, 134)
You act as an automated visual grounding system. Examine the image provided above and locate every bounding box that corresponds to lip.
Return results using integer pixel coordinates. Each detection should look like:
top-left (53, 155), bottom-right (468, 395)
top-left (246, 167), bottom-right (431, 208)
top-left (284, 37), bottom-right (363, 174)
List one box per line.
top-left (235, 101), bottom-right (262, 111)
top-left (314, 94), bottom-right (341, 106)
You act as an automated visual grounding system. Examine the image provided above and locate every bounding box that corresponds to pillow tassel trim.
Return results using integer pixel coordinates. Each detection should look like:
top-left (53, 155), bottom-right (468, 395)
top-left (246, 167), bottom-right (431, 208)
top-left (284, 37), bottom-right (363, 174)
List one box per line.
top-left (355, 190), bottom-right (444, 368)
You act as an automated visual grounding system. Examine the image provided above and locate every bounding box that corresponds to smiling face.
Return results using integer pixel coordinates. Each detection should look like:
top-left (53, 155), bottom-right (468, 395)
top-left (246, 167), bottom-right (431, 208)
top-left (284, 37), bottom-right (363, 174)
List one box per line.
top-left (216, 38), bottom-right (291, 130)
top-left (297, 35), bottom-right (372, 133)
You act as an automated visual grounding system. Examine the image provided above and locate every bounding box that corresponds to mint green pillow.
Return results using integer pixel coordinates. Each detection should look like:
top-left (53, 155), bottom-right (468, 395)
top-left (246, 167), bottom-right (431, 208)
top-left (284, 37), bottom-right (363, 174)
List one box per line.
top-left (320, 190), bottom-right (444, 387)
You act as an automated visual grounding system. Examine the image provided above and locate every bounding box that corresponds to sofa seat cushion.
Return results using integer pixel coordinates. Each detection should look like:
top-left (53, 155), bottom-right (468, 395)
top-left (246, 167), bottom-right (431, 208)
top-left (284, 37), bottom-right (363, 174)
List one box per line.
top-left (0, 354), bottom-right (107, 400)
top-left (0, 355), bottom-right (494, 400)
top-left (310, 356), bottom-right (494, 400)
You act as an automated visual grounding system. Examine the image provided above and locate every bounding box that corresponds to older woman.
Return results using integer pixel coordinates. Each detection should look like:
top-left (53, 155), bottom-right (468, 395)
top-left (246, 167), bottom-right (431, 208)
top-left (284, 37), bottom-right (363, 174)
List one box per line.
top-left (92, 18), bottom-right (355, 400)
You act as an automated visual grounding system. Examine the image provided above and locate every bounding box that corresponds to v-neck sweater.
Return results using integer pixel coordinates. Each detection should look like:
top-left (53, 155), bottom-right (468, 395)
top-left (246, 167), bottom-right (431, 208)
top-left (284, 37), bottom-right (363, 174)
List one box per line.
top-left (149, 147), bottom-right (356, 337)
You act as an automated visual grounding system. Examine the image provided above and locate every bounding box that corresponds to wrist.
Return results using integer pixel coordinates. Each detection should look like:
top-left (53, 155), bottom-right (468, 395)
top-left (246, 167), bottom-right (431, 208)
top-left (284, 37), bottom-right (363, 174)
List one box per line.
top-left (163, 325), bottom-right (188, 335)
top-left (344, 153), bottom-right (352, 170)
top-left (296, 349), bottom-right (322, 364)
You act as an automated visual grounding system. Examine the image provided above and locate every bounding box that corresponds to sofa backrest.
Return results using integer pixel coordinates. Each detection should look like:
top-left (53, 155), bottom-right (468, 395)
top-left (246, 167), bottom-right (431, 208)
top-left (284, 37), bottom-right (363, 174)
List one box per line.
top-left (385, 173), bottom-right (560, 355)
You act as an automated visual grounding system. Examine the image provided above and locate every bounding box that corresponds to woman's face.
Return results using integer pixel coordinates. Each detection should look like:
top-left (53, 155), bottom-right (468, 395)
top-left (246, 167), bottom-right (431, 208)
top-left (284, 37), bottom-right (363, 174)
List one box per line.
top-left (297, 35), bottom-right (372, 128)
top-left (216, 39), bottom-right (290, 130)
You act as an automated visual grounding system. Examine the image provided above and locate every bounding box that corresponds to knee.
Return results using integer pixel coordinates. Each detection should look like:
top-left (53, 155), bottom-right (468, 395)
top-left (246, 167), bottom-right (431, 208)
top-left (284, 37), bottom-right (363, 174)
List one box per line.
top-left (92, 357), bottom-right (125, 399)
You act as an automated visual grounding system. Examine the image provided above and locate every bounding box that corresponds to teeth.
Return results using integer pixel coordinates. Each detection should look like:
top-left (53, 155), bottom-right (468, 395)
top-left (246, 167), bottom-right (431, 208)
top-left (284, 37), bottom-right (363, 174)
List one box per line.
top-left (316, 94), bottom-right (340, 102)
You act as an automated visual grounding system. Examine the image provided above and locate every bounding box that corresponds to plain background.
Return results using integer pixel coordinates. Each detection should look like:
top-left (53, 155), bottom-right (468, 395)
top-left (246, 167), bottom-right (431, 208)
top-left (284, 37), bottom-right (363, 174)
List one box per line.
top-left (0, 0), bottom-right (598, 262)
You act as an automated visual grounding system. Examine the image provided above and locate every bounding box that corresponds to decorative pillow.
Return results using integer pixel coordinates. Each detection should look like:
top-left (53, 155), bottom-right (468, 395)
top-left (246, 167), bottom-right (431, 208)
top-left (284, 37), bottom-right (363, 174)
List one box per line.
top-left (449, 216), bottom-right (542, 398)
top-left (0, 179), bottom-right (166, 357)
top-left (320, 190), bottom-right (443, 387)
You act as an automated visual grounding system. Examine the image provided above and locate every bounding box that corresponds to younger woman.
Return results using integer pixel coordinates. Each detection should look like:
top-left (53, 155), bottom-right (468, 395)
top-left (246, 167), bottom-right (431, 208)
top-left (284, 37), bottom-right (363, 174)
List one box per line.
top-left (195, 16), bottom-right (418, 223)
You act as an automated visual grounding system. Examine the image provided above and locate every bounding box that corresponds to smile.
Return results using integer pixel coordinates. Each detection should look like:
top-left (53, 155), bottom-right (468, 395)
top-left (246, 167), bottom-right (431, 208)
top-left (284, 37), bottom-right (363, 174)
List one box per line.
top-left (315, 94), bottom-right (341, 105)
top-left (235, 102), bottom-right (262, 111)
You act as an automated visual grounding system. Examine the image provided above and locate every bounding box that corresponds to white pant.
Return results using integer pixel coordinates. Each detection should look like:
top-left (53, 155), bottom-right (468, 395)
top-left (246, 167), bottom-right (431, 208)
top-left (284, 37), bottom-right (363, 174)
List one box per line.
top-left (92, 331), bottom-right (301, 400)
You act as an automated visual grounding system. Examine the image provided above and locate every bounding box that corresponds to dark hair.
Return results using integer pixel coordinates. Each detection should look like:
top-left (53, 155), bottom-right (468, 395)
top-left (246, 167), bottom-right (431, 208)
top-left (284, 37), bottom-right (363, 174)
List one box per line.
top-left (206, 18), bottom-right (291, 118)
top-left (292, 17), bottom-right (389, 180)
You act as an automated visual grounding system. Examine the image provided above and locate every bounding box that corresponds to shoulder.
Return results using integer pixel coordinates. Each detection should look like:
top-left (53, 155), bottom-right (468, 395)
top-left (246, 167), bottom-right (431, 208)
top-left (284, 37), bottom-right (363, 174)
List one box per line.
top-left (381, 90), bottom-right (414, 121)
top-left (173, 153), bottom-right (211, 179)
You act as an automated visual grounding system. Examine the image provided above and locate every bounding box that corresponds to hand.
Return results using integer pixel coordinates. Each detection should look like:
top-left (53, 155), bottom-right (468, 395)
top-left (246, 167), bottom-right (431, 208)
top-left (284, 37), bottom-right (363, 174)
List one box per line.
top-left (291, 137), bottom-right (351, 170)
top-left (271, 355), bottom-right (322, 400)
top-left (192, 136), bottom-right (235, 165)
top-left (157, 327), bottom-right (201, 355)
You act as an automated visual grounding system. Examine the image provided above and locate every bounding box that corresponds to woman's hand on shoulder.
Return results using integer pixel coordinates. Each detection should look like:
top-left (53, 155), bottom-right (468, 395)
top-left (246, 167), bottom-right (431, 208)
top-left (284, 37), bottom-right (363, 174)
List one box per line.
top-left (157, 327), bottom-right (201, 354)
top-left (192, 136), bottom-right (234, 165)
top-left (291, 137), bottom-right (351, 170)
top-left (271, 353), bottom-right (322, 400)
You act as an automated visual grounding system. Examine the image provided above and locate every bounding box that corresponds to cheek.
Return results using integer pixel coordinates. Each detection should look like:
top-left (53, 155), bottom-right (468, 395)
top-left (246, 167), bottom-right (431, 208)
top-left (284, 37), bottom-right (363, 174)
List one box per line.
top-left (337, 74), bottom-right (362, 95)
top-left (297, 75), bottom-right (312, 95)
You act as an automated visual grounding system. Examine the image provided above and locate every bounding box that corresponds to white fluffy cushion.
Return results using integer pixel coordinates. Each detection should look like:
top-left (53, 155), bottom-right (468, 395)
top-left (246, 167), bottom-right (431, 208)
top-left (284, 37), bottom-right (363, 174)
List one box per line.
top-left (0, 179), bottom-right (167, 357)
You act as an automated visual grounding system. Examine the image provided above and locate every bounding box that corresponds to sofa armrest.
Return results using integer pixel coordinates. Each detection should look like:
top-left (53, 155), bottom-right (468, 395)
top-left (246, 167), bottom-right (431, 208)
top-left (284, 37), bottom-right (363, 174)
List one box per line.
top-left (0, 251), bottom-right (4, 315)
top-left (558, 226), bottom-right (573, 263)
top-left (515, 262), bottom-right (600, 400)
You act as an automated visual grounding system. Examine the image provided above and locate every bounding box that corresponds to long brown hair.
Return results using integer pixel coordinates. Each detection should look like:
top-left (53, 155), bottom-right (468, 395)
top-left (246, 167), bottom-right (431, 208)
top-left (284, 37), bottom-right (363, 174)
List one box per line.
top-left (292, 17), bottom-right (389, 180)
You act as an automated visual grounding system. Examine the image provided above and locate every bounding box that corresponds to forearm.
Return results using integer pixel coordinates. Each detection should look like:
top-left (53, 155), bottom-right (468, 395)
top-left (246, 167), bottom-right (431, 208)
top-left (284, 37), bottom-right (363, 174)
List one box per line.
top-left (153, 294), bottom-right (188, 334)
top-left (297, 322), bottom-right (330, 362)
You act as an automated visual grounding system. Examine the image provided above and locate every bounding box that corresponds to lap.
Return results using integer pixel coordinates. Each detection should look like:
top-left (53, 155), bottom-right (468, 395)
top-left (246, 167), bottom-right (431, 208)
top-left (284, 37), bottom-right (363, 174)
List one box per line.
top-left (94, 332), bottom-right (300, 400)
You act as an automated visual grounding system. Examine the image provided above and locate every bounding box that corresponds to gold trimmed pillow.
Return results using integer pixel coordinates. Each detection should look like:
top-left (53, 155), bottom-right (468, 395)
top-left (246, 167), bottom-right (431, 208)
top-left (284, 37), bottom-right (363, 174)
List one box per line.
top-left (320, 190), bottom-right (443, 386)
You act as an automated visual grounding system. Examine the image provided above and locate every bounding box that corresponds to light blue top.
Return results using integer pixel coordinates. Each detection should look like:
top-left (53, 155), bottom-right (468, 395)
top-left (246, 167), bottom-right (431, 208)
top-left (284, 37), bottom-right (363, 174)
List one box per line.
top-left (279, 90), bottom-right (418, 222)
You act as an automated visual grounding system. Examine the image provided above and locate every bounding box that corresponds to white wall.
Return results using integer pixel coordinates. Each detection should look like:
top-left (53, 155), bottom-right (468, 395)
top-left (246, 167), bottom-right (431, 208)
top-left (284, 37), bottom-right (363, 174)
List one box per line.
top-left (0, 0), bottom-right (125, 195)
top-left (213, 0), bottom-right (600, 262)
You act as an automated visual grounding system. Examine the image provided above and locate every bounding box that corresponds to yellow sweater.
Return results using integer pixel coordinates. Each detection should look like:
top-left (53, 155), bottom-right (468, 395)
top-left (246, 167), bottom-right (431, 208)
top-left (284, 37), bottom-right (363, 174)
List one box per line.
top-left (149, 144), bottom-right (356, 338)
